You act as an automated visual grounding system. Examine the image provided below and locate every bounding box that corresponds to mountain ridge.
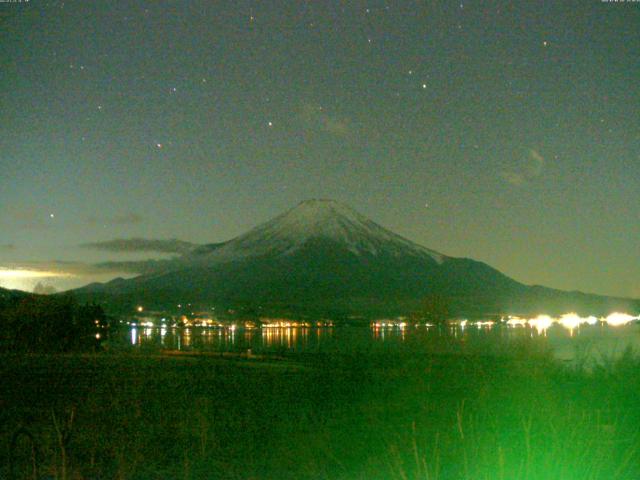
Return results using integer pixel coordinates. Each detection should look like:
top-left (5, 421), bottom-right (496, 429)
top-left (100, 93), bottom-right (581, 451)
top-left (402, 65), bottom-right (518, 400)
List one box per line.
top-left (70, 200), bottom-right (639, 318)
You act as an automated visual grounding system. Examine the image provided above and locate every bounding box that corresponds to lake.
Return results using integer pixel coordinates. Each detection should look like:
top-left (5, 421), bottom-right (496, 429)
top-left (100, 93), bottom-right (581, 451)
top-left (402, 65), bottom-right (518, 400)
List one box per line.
top-left (115, 320), bottom-right (640, 364)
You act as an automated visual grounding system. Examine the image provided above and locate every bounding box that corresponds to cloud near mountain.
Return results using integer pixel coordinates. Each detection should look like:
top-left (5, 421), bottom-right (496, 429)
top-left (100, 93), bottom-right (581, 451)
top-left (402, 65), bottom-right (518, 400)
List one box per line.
top-left (0, 261), bottom-right (128, 277)
top-left (93, 259), bottom-right (175, 274)
top-left (81, 238), bottom-right (197, 254)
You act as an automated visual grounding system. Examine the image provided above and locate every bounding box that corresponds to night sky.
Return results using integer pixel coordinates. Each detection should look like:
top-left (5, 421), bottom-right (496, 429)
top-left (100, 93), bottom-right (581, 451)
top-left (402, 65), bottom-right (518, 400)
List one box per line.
top-left (1, 0), bottom-right (638, 297)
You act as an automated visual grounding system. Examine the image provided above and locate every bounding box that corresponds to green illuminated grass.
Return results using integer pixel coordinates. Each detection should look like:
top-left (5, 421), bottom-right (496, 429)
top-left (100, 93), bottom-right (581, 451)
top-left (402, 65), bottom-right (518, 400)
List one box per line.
top-left (1, 345), bottom-right (639, 479)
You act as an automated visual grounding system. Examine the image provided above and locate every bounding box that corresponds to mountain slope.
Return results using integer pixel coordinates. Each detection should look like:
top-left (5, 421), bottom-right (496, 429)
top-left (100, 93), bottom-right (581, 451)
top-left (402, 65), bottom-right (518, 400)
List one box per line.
top-left (72, 200), bottom-right (639, 317)
top-left (0, 286), bottom-right (33, 302)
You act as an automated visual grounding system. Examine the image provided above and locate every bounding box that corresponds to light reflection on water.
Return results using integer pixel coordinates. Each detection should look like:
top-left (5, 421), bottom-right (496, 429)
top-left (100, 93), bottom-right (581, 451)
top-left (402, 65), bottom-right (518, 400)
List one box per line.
top-left (117, 322), bottom-right (640, 362)
top-left (121, 325), bottom-right (336, 353)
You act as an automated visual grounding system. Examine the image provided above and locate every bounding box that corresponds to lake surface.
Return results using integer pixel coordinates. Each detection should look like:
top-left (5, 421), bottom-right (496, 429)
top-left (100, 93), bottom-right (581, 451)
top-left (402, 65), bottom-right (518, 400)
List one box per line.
top-left (114, 321), bottom-right (640, 364)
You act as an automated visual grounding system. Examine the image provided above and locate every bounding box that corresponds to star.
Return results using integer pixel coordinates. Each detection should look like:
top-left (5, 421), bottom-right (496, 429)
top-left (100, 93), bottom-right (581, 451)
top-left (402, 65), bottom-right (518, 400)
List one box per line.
top-left (422, 83), bottom-right (427, 89)
top-left (543, 40), bottom-right (549, 47)
top-left (49, 213), bottom-right (55, 219)
top-left (267, 121), bottom-right (273, 127)
top-left (156, 143), bottom-right (163, 149)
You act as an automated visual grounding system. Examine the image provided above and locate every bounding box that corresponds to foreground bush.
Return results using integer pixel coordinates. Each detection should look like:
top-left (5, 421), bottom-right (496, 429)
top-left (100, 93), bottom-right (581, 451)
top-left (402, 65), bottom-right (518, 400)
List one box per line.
top-left (0, 294), bottom-right (107, 352)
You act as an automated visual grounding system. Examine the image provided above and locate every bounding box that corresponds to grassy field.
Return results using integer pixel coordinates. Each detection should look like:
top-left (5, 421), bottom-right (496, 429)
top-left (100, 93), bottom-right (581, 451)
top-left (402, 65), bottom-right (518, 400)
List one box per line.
top-left (1, 345), bottom-right (639, 480)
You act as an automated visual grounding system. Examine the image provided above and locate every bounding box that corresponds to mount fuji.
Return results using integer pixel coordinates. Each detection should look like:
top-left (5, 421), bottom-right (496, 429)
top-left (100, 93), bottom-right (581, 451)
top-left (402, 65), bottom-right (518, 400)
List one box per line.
top-left (73, 200), bottom-right (637, 318)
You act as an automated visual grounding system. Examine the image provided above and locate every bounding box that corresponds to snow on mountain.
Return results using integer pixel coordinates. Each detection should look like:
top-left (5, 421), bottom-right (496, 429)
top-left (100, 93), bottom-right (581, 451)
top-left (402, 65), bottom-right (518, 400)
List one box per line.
top-left (189, 199), bottom-right (445, 265)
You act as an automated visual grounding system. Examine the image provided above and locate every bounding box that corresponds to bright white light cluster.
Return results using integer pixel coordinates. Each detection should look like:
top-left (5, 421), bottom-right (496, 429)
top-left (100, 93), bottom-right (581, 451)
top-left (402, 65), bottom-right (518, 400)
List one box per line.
top-left (504, 312), bottom-right (638, 333)
top-left (604, 312), bottom-right (638, 326)
top-left (529, 315), bottom-right (554, 334)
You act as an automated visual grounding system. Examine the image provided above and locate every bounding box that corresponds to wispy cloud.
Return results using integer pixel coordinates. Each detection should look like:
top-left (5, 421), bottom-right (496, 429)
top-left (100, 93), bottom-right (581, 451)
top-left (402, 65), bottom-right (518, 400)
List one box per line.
top-left (0, 259), bottom-right (165, 279)
top-left (300, 103), bottom-right (352, 138)
top-left (526, 149), bottom-right (545, 176)
top-left (86, 213), bottom-right (143, 226)
top-left (321, 115), bottom-right (351, 137)
top-left (0, 261), bottom-right (144, 292)
top-left (9, 208), bottom-right (52, 230)
top-left (0, 266), bottom-right (71, 279)
top-left (80, 238), bottom-right (197, 254)
top-left (501, 148), bottom-right (546, 186)
top-left (500, 171), bottom-right (526, 186)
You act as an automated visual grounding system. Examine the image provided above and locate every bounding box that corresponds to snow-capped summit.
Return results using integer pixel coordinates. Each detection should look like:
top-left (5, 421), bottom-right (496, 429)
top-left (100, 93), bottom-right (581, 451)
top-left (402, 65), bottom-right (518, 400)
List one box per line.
top-left (192, 199), bottom-right (445, 263)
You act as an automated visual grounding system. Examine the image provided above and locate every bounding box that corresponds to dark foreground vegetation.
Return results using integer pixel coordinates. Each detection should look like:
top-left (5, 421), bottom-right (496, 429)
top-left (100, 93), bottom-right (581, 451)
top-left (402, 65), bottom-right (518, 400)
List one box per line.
top-left (0, 292), bottom-right (107, 352)
top-left (2, 342), bottom-right (639, 480)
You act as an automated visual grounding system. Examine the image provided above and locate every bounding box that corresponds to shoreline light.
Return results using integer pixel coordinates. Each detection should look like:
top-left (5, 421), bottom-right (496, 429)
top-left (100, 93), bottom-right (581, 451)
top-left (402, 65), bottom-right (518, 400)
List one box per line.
top-left (506, 316), bottom-right (527, 327)
top-left (558, 313), bottom-right (582, 331)
top-left (503, 312), bottom-right (639, 332)
top-left (603, 312), bottom-right (639, 326)
top-left (529, 315), bottom-right (554, 333)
